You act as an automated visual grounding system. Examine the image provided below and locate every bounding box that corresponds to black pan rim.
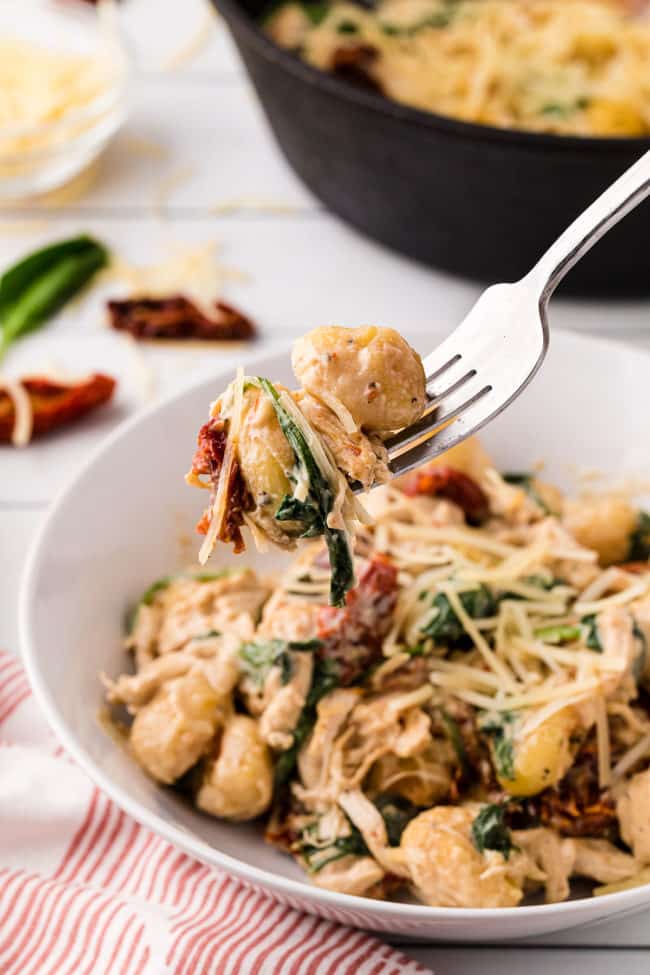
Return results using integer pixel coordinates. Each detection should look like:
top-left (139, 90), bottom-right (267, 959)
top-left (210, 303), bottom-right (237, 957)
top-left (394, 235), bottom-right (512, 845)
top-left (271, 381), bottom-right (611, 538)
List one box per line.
top-left (215, 0), bottom-right (650, 154)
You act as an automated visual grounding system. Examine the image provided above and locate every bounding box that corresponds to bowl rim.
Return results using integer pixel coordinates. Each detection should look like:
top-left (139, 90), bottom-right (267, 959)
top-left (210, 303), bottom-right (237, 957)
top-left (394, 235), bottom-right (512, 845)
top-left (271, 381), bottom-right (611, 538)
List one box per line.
top-left (214, 0), bottom-right (650, 153)
top-left (19, 331), bottom-right (650, 924)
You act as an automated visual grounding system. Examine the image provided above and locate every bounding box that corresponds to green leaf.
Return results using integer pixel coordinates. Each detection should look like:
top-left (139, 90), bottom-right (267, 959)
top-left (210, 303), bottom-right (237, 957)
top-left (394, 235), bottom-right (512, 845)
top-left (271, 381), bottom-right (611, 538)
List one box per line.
top-left (275, 494), bottom-right (322, 536)
top-left (300, 820), bottom-right (369, 873)
top-left (540, 96), bottom-right (589, 117)
top-left (580, 614), bottom-right (603, 652)
top-left (628, 512), bottom-right (650, 562)
top-left (258, 377), bottom-right (354, 606)
top-left (421, 585), bottom-right (496, 647)
top-left (441, 710), bottom-right (469, 771)
top-left (140, 576), bottom-right (173, 606)
top-left (471, 803), bottom-right (514, 860)
top-left (480, 711), bottom-right (516, 780)
top-left (0, 236), bottom-right (108, 360)
top-left (533, 624), bottom-right (582, 645)
top-left (302, 1), bottom-right (330, 24)
top-left (336, 19), bottom-right (358, 33)
top-left (240, 637), bottom-right (325, 691)
top-left (274, 656), bottom-right (340, 786)
top-left (374, 794), bottom-right (420, 846)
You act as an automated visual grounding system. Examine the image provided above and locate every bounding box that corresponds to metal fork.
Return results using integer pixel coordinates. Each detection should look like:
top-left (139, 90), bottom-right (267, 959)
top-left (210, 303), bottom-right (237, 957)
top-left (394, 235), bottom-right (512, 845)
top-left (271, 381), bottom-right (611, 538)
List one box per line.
top-left (384, 150), bottom-right (650, 479)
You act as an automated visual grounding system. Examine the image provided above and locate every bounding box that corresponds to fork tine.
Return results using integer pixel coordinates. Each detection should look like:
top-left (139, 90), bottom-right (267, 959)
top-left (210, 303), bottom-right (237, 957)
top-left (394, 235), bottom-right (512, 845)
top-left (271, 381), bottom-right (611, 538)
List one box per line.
top-left (387, 385), bottom-right (493, 475)
top-left (383, 369), bottom-right (481, 454)
top-left (425, 353), bottom-right (462, 388)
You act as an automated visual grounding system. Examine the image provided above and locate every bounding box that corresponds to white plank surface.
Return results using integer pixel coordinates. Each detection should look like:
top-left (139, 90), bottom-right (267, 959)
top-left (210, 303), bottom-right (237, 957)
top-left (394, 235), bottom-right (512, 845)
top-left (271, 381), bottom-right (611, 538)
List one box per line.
top-left (2, 0), bottom-right (650, 967)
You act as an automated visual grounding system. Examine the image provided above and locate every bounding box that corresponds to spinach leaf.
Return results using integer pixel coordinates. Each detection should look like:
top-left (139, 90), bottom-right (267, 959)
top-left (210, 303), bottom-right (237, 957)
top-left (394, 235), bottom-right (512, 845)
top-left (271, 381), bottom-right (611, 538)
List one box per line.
top-left (300, 821), bottom-right (369, 873)
top-left (629, 512), bottom-right (650, 562)
top-left (239, 637), bottom-right (323, 689)
top-left (480, 711), bottom-right (516, 780)
top-left (336, 19), bottom-right (358, 33)
top-left (501, 574), bottom-right (560, 599)
top-left (580, 614), bottom-right (602, 652)
top-left (302, 0), bottom-right (330, 24)
top-left (240, 639), bottom-right (288, 688)
top-left (258, 377), bottom-right (354, 606)
top-left (533, 624), bottom-right (582, 645)
top-left (374, 794), bottom-right (420, 846)
top-left (441, 710), bottom-right (469, 771)
top-left (0, 236), bottom-right (108, 361)
top-left (471, 803), bottom-right (514, 860)
top-left (540, 96), bottom-right (589, 117)
top-left (420, 585), bottom-right (496, 647)
top-left (274, 656), bottom-right (340, 786)
top-left (140, 576), bottom-right (173, 606)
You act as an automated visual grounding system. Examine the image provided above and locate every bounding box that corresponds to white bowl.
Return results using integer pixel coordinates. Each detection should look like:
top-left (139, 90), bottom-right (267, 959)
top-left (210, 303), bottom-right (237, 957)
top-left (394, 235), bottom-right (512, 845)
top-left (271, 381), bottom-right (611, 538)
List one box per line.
top-left (20, 330), bottom-right (650, 941)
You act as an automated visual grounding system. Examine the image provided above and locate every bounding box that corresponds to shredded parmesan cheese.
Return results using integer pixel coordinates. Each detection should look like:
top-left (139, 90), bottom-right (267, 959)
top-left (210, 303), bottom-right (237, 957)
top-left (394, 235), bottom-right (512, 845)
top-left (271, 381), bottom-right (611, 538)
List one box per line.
top-left (198, 367), bottom-right (244, 563)
top-left (2, 380), bottom-right (33, 447)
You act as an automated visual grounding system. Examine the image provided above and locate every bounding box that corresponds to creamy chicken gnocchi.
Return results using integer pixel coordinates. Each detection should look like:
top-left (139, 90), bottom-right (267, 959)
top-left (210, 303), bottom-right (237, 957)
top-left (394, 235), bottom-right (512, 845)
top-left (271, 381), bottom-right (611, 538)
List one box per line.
top-left (186, 325), bottom-right (426, 606)
top-left (265, 0), bottom-right (650, 136)
top-left (106, 437), bottom-right (650, 908)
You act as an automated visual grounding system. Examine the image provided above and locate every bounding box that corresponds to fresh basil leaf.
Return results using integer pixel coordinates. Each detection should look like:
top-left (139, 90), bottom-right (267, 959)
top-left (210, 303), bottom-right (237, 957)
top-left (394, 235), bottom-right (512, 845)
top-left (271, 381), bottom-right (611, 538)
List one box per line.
top-left (0, 236), bottom-right (108, 360)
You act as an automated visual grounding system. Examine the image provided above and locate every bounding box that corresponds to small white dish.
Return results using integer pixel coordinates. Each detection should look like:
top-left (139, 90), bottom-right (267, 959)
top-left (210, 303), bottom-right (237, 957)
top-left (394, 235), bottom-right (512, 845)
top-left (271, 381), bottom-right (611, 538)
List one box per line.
top-left (20, 329), bottom-right (650, 941)
top-left (0, 0), bottom-right (130, 200)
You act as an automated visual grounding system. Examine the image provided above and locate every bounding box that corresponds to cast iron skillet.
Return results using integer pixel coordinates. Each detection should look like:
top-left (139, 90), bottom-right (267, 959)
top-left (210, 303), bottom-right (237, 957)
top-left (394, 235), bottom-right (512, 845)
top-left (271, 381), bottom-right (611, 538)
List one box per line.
top-left (212, 0), bottom-right (650, 295)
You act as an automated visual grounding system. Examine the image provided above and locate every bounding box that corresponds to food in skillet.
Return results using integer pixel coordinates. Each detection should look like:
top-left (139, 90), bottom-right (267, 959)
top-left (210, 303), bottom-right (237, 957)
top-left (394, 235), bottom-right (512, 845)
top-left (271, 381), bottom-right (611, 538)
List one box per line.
top-left (106, 435), bottom-right (650, 907)
top-left (264, 0), bottom-right (650, 136)
top-left (186, 325), bottom-right (427, 605)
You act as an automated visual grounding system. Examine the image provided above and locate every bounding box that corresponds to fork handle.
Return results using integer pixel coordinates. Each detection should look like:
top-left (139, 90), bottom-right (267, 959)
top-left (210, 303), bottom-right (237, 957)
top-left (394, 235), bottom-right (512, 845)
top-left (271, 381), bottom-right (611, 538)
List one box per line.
top-left (525, 150), bottom-right (650, 301)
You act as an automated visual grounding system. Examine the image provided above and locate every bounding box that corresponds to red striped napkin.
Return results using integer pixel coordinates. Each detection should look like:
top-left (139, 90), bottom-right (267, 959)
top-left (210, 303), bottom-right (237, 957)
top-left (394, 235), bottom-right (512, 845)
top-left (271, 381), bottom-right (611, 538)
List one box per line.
top-left (0, 651), bottom-right (431, 975)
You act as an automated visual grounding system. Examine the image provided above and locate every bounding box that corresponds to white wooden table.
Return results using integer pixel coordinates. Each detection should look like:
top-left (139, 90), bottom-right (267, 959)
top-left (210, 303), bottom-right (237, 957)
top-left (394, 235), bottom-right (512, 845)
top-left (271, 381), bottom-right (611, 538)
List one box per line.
top-left (1, 1), bottom-right (649, 969)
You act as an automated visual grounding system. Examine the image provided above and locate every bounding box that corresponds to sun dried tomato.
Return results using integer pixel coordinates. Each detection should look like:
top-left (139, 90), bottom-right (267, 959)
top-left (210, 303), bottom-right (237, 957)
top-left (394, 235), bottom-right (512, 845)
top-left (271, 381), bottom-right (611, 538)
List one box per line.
top-left (190, 417), bottom-right (252, 554)
top-left (317, 554), bottom-right (399, 684)
top-left (107, 296), bottom-right (256, 342)
top-left (528, 739), bottom-right (618, 840)
top-left (0, 373), bottom-right (116, 443)
top-left (400, 464), bottom-right (489, 524)
top-left (330, 44), bottom-right (382, 91)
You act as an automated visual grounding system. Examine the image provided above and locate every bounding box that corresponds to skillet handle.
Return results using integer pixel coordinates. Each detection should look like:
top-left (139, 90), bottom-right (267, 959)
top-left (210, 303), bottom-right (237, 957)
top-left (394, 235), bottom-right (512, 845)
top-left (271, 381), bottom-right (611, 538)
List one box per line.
top-left (524, 150), bottom-right (650, 303)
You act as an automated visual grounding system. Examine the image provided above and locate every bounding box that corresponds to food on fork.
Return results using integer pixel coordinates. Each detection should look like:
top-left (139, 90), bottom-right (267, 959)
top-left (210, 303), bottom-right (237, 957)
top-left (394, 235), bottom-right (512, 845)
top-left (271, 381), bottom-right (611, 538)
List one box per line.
top-left (106, 435), bottom-right (650, 907)
top-left (186, 325), bottom-right (426, 605)
top-left (265, 0), bottom-right (650, 137)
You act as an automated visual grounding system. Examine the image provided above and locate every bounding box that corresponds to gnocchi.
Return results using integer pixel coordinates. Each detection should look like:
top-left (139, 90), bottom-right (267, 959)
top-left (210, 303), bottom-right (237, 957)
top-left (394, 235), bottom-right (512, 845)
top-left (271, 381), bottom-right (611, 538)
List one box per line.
top-left (196, 715), bottom-right (273, 821)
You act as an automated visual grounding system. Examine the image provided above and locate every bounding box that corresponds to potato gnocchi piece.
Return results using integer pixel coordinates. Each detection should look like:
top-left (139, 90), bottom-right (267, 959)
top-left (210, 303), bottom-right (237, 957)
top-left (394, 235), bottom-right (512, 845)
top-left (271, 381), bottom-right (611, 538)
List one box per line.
top-left (400, 806), bottom-right (527, 908)
top-left (130, 669), bottom-right (223, 785)
top-left (196, 714), bottom-right (273, 821)
top-left (291, 325), bottom-right (426, 433)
